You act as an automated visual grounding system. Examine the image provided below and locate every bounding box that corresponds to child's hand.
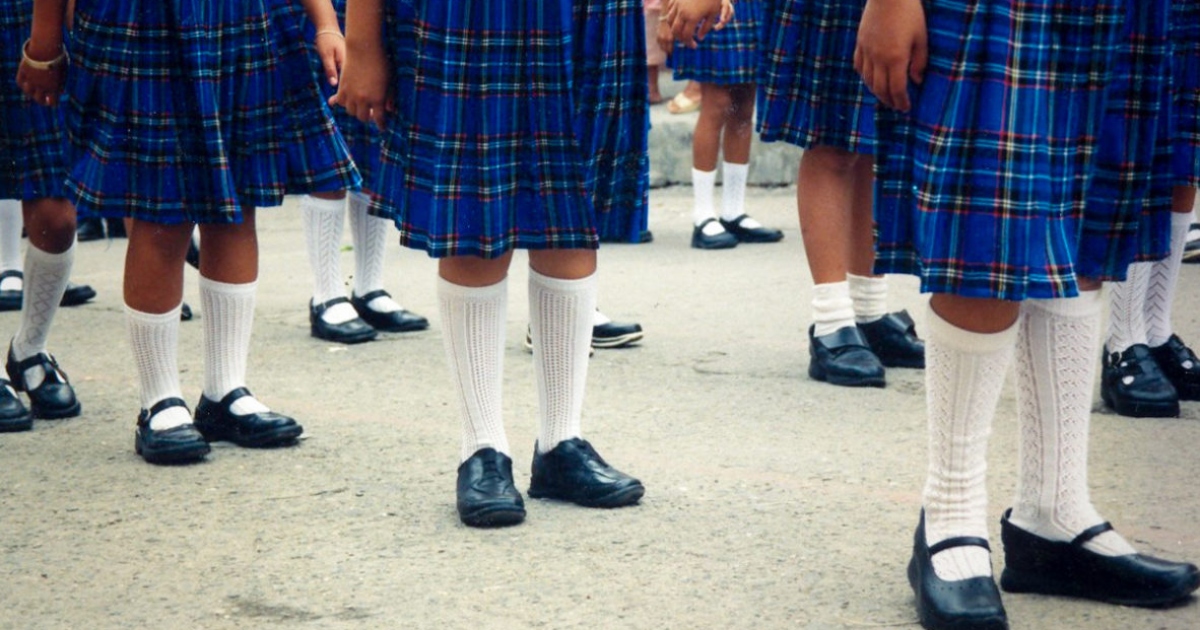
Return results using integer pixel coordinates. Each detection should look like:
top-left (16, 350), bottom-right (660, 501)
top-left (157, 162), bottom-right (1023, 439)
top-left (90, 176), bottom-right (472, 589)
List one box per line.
top-left (16, 40), bottom-right (67, 107)
top-left (655, 15), bottom-right (674, 53)
top-left (854, 0), bottom-right (927, 112)
top-left (666, 0), bottom-right (728, 49)
top-left (330, 42), bottom-right (391, 130)
top-left (314, 29), bottom-right (346, 87)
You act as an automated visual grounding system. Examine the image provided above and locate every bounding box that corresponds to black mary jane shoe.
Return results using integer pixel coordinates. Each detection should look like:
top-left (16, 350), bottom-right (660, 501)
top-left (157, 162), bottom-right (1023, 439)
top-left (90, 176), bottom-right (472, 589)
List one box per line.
top-left (310, 297), bottom-right (378, 344)
top-left (859, 310), bottom-right (926, 369)
top-left (1149, 334), bottom-right (1200, 401)
top-left (909, 512), bottom-right (1009, 630)
top-left (5, 347), bottom-right (81, 419)
top-left (456, 448), bottom-right (526, 528)
top-left (592, 320), bottom-right (644, 349)
top-left (0, 270), bottom-right (22, 312)
top-left (1100, 344), bottom-right (1179, 418)
top-left (135, 398), bottom-right (210, 464)
top-left (528, 438), bottom-right (644, 508)
top-left (193, 387), bottom-right (303, 447)
top-left (719, 214), bottom-right (784, 243)
top-left (808, 325), bottom-right (886, 388)
top-left (76, 217), bottom-right (105, 242)
top-left (0, 379), bottom-right (32, 433)
top-left (350, 290), bottom-right (429, 333)
top-left (999, 510), bottom-right (1200, 607)
top-left (60, 282), bottom-right (97, 307)
top-left (690, 218), bottom-right (739, 250)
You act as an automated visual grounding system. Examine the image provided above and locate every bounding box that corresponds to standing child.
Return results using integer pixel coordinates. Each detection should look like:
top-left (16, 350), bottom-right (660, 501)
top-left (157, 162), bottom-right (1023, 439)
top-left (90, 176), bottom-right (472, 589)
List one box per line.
top-left (336, 0), bottom-right (644, 527)
top-left (857, 0), bottom-right (1199, 628)
top-left (22, 0), bottom-right (360, 463)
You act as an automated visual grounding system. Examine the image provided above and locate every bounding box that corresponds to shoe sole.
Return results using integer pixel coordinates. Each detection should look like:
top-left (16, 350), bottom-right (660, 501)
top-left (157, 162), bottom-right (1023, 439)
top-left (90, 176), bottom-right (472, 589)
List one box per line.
top-left (527, 482), bottom-right (645, 508)
top-left (808, 363), bottom-right (886, 389)
top-left (1100, 387), bottom-right (1179, 418)
top-left (310, 325), bottom-right (377, 345)
top-left (135, 439), bottom-right (211, 465)
top-left (1000, 566), bottom-right (1200, 608)
top-left (459, 504), bottom-right (527, 528)
top-left (0, 416), bottom-right (33, 432)
top-left (196, 424), bottom-right (304, 448)
top-left (31, 400), bottom-right (81, 420)
top-left (592, 331), bottom-right (644, 349)
top-left (690, 239), bottom-right (738, 250)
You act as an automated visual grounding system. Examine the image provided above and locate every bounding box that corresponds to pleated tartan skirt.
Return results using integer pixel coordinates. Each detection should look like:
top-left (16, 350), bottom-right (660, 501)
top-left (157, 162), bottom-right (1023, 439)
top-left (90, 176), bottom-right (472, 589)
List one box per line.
top-left (1172, 0), bottom-right (1200, 187)
top-left (669, 0), bottom-right (762, 86)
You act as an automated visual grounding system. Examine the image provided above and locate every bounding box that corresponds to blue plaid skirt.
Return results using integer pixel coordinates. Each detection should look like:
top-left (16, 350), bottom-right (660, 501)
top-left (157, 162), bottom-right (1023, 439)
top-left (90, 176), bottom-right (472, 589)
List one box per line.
top-left (670, 0), bottom-right (761, 86)
top-left (0, 2), bottom-right (68, 201)
top-left (372, 0), bottom-right (596, 259)
top-left (64, 0), bottom-right (360, 224)
top-left (756, 0), bottom-right (875, 153)
top-left (1172, 0), bottom-right (1200, 187)
top-left (874, 0), bottom-right (1172, 301)
top-left (574, 0), bottom-right (650, 243)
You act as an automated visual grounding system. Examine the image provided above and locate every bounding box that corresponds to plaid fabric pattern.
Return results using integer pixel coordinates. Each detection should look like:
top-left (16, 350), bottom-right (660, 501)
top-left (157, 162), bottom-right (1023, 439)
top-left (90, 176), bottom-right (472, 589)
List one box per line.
top-left (756, 0), bottom-right (875, 153)
top-left (670, 0), bottom-right (762, 85)
top-left (64, 0), bottom-right (360, 225)
top-left (0, 1), bottom-right (68, 201)
top-left (574, 0), bottom-right (651, 243)
top-left (874, 0), bottom-right (1170, 301)
top-left (1172, 0), bottom-right (1200, 186)
top-left (372, 0), bottom-right (597, 259)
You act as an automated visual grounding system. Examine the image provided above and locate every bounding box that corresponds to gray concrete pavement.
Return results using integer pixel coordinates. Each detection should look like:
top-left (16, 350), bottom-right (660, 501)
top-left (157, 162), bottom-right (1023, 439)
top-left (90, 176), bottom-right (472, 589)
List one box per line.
top-left (1, 187), bottom-right (1198, 629)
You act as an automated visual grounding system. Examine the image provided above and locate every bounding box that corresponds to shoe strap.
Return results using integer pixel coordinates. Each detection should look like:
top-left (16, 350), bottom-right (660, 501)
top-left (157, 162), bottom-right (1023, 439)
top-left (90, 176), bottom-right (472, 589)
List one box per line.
top-left (218, 386), bottom-right (254, 409)
top-left (695, 217), bottom-right (721, 230)
top-left (0, 270), bottom-right (22, 281)
top-left (814, 325), bottom-right (871, 350)
top-left (1070, 522), bottom-right (1114, 547)
top-left (12, 351), bottom-right (69, 386)
top-left (886, 309), bottom-right (916, 331)
top-left (353, 289), bottom-right (392, 304)
top-left (721, 214), bottom-right (749, 228)
top-left (929, 536), bottom-right (991, 555)
top-left (312, 296), bottom-right (350, 314)
top-left (140, 397), bottom-right (189, 426)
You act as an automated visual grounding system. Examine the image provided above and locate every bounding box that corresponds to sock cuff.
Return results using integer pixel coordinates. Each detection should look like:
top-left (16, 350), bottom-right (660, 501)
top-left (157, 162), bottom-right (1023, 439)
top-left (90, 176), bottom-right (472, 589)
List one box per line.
top-left (528, 268), bottom-right (597, 295)
top-left (25, 240), bottom-right (74, 263)
top-left (199, 276), bottom-right (258, 296)
top-left (926, 302), bottom-right (1018, 353)
top-left (1023, 290), bottom-right (1102, 319)
top-left (438, 275), bottom-right (507, 302)
top-left (847, 273), bottom-right (886, 296)
top-left (1172, 211), bottom-right (1193, 230)
top-left (301, 194), bottom-right (346, 213)
top-left (812, 280), bottom-right (852, 304)
top-left (692, 168), bottom-right (717, 182)
top-left (722, 161), bottom-right (749, 176)
top-left (125, 302), bottom-right (183, 324)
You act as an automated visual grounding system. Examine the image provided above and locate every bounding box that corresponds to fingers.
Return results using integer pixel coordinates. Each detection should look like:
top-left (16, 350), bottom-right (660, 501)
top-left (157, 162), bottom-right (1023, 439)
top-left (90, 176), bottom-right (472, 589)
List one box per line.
top-left (695, 17), bottom-right (715, 42)
top-left (672, 18), bottom-right (698, 48)
top-left (323, 55), bottom-right (339, 86)
top-left (887, 64), bottom-right (911, 112)
top-left (909, 33), bottom-right (929, 86)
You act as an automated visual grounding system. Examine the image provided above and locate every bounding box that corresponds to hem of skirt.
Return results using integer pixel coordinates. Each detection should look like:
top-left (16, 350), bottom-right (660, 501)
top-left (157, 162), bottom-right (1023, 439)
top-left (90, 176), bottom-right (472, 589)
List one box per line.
top-left (873, 257), bottom-right (1081, 302)
top-left (670, 69), bottom-right (757, 86)
top-left (757, 126), bottom-right (874, 154)
top-left (398, 233), bottom-right (600, 259)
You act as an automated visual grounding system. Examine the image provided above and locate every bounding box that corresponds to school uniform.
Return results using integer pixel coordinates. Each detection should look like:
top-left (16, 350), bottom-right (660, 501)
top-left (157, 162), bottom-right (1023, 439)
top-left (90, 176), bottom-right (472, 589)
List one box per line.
top-left (669, 0), bottom-right (762, 85)
top-left (1173, 0), bottom-right (1200, 188)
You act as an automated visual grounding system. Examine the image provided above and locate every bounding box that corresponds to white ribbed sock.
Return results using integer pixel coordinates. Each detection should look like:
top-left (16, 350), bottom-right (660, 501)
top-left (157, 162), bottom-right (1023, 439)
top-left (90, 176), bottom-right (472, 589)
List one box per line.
top-left (1011, 293), bottom-right (1135, 557)
top-left (200, 277), bottom-right (268, 415)
top-left (1145, 212), bottom-right (1191, 347)
top-left (1106, 262), bottom-right (1150, 353)
top-left (125, 304), bottom-right (191, 430)
top-left (923, 305), bottom-right (1017, 581)
top-left (0, 200), bottom-right (22, 279)
top-left (692, 168), bottom-right (721, 234)
top-left (530, 269), bottom-right (596, 454)
top-left (720, 161), bottom-right (749, 221)
top-left (11, 242), bottom-right (73, 389)
top-left (811, 281), bottom-right (856, 337)
top-left (302, 194), bottom-right (356, 324)
top-left (439, 276), bottom-right (510, 462)
top-left (848, 273), bottom-right (888, 324)
top-left (348, 193), bottom-right (401, 314)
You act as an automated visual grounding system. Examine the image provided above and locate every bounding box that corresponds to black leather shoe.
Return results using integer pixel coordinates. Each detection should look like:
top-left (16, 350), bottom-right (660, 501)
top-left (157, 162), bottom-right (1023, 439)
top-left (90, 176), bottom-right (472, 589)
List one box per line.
top-left (105, 217), bottom-right (126, 239)
top-left (1149, 334), bottom-right (1200, 401)
top-left (456, 448), bottom-right (526, 528)
top-left (75, 217), bottom-right (105, 242)
top-left (185, 235), bottom-right (200, 269)
top-left (592, 321), bottom-right (643, 349)
top-left (909, 512), bottom-right (1008, 630)
top-left (0, 379), bottom-right (32, 432)
top-left (135, 398), bottom-right (210, 464)
top-left (350, 290), bottom-right (429, 333)
top-left (1100, 344), bottom-right (1179, 417)
top-left (1000, 509), bottom-right (1200, 607)
top-left (310, 297), bottom-right (377, 344)
top-left (180, 302), bottom-right (194, 321)
top-left (193, 387), bottom-right (303, 447)
top-left (859, 310), bottom-right (925, 369)
top-left (0, 270), bottom-right (21, 311)
top-left (808, 325), bottom-right (886, 387)
top-left (719, 214), bottom-right (784, 243)
top-left (6, 346), bottom-right (80, 419)
top-left (60, 282), bottom-right (97, 307)
top-left (691, 219), bottom-right (738, 250)
top-left (528, 438), bottom-right (644, 508)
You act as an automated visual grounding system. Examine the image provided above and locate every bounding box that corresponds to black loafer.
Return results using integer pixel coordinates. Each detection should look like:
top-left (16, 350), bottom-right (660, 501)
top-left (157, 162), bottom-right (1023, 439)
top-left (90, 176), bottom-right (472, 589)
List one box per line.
top-left (60, 282), bottom-right (97, 307)
top-left (719, 214), bottom-right (784, 243)
top-left (909, 511), bottom-right (1008, 630)
top-left (76, 217), bottom-right (105, 242)
top-left (592, 321), bottom-right (643, 349)
top-left (350, 290), bottom-right (429, 333)
top-left (135, 397), bottom-right (210, 464)
top-left (1100, 344), bottom-right (1179, 417)
top-left (1149, 334), bottom-right (1200, 401)
top-left (180, 302), bottom-right (194, 321)
top-left (5, 346), bottom-right (80, 419)
top-left (808, 325), bottom-right (886, 388)
top-left (0, 379), bottom-right (32, 432)
top-left (0, 270), bottom-right (22, 312)
top-left (310, 297), bottom-right (377, 344)
top-left (1000, 509), bottom-right (1200, 607)
top-left (528, 438), bottom-right (644, 508)
top-left (859, 310), bottom-right (926, 369)
top-left (691, 218), bottom-right (738, 250)
top-left (193, 387), bottom-right (303, 447)
top-left (457, 448), bottom-right (526, 528)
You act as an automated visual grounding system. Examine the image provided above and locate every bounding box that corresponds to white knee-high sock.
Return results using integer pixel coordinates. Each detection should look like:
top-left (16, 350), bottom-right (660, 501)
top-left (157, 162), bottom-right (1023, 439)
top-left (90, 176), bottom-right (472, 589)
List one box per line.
top-left (720, 161), bottom-right (749, 221)
top-left (349, 193), bottom-right (390, 299)
top-left (811, 281), bottom-right (856, 337)
top-left (12, 242), bottom-right (74, 388)
top-left (1106, 262), bottom-right (1150, 353)
top-left (439, 276), bottom-right (510, 462)
top-left (923, 305), bottom-right (1017, 580)
top-left (200, 277), bottom-right (267, 414)
top-left (692, 168), bottom-right (719, 232)
top-left (0, 200), bottom-right (22, 277)
top-left (1145, 212), bottom-right (1191, 347)
top-left (1011, 293), bottom-right (1136, 556)
top-left (530, 269), bottom-right (596, 454)
top-left (302, 194), bottom-right (356, 324)
top-left (126, 304), bottom-right (191, 430)
top-left (848, 273), bottom-right (888, 324)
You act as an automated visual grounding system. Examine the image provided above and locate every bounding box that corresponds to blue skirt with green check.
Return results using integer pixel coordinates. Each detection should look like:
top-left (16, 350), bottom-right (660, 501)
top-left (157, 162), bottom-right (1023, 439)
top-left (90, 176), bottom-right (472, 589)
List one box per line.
top-left (670, 0), bottom-right (762, 86)
top-left (1173, 0), bottom-right (1200, 187)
